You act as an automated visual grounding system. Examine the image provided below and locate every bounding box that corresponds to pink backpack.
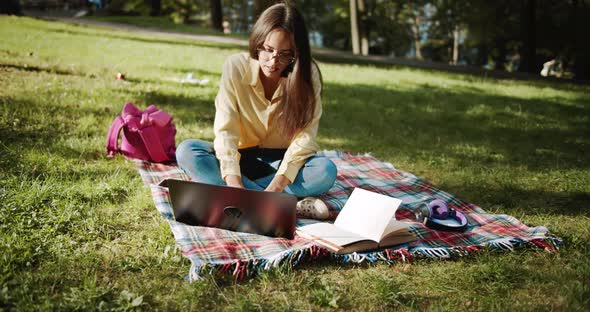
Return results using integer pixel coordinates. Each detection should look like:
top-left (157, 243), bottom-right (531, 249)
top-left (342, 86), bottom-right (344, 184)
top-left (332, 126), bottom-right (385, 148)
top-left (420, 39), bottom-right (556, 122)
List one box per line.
top-left (106, 102), bottom-right (176, 163)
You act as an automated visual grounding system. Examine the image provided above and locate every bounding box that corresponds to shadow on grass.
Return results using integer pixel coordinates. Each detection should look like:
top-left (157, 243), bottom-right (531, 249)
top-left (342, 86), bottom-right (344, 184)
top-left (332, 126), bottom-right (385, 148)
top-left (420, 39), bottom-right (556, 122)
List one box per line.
top-left (0, 63), bottom-right (83, 77)
top-left (439, 183), bottom-right (590, 217)
top-left (321, 81), bottom-right (589, 171)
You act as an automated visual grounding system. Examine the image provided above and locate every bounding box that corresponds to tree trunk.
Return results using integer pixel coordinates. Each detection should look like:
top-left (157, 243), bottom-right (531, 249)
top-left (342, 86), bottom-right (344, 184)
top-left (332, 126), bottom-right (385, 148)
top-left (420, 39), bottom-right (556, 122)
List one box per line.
top-left (493, 3), bottom-right (508, 70)
top-left (519, 0), bottom-right (536, 73)
top-left (571, 0), bottom-right (587, 80)
top-left (150, 0), bottom-right (161, 16)
top-left (412, 15), bottom-right (423, 60)
top-left (357, 0), bottom-right (369, 56)
top-left (209, 0), bottom-right (223, 32)
top-left (495, 37), bottom-right (507, 70)
top-left (452, 24), bottom-right (460, 65)
top-left (478, 43), bottom-right (489, 67)
top-left (350, 0), bottom-right (360, 55)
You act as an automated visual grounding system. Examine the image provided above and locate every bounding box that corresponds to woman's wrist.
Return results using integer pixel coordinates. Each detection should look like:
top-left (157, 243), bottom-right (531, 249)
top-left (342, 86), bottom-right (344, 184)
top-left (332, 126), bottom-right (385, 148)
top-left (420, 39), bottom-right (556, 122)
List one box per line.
top-left (225, 175), bottom-right (244, 188)
top-left (265, 174), bottom-right (290, 192)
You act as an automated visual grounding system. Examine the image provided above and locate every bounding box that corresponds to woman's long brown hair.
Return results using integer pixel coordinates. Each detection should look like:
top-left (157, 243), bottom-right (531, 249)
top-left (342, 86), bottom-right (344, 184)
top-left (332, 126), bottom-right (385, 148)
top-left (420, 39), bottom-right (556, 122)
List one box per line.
top-left (249, 3), bottom-right (321, 138)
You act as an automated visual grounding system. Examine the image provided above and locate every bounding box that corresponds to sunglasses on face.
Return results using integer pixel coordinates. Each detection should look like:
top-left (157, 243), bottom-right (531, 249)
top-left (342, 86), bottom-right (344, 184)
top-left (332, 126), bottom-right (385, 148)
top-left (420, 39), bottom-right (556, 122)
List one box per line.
top-left (257, 46), bottom-right (296, 65)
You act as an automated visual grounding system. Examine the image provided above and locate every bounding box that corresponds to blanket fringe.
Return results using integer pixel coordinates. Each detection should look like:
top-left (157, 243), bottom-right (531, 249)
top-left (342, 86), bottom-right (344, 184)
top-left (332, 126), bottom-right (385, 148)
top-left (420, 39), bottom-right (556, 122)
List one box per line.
top-left (187, 245), bottom-right (330, 281)
top-left (488, 238), bottom-right (515, 251)
top-left (186, 235), bottom-right (561, 281)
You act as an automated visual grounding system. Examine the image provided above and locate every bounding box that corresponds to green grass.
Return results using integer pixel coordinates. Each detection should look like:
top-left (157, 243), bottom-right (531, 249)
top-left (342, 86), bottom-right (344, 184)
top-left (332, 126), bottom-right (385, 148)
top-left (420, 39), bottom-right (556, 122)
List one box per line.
top-left (83, 15), bottom-right (248, 39)
top-left (1, 15), bottom-right (589, 311)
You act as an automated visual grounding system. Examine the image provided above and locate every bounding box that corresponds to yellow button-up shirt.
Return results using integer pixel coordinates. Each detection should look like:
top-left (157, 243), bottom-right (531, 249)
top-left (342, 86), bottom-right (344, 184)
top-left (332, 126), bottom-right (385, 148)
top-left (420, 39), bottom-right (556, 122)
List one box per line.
top-left (213, 52), bottom-right (322, 183)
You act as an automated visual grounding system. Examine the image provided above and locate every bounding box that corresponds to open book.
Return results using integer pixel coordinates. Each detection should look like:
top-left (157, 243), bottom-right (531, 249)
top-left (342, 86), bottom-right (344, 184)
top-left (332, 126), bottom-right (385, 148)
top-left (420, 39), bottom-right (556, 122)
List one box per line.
top-left (296, 188), bottom-right (416, 254)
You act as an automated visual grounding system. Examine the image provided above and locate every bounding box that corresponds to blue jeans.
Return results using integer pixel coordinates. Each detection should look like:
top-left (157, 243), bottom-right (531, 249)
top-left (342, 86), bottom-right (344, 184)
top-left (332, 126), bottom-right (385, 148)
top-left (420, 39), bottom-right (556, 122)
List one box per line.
top-left (176, 139), bottom-right (337, 198)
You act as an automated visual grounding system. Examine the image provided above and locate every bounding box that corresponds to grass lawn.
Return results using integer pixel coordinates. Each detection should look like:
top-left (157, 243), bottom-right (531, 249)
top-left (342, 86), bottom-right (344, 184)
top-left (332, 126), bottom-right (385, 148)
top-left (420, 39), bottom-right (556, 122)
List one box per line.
top-left (83, 15), bottom-right (248, 39)
top-left (1, 16), bottom-right (589, 311)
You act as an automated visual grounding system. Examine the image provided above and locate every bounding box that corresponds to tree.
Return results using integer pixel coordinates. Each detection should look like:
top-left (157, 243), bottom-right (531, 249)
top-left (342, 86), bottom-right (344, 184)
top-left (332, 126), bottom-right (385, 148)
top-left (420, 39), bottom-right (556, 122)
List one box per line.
top-left (357, 0), bottom-right (370, 55)
top-left (364, 1), bottom-right (405, 57)
top-left (396, 0), bottom-right (430, 60)
top-left (519, 0), bottom-right (536, 73)
top-left (295, 0), bottom-right (590, 79)
top-left (568, 0), bottom-right (590, 80)
top-left (150, 0), bottom-right (162, 16)
top-left (409, 6), bottom-right (424, 59)
top-left (220, 0), bottom-right (250, 34)
top-left (0, 0), bottom-right (23, 15)
top-left (253, 0), bottom-right (274, 19)
top-left (343, 0), bottom-right (370, 55)
top-left (168, 0), bottom-right (200, 24)
top-left (430, 0), bottom-right (473, 64)
top-left (350, 0), bottom-right (360, 55)
top-left (209, 0), bottom-right (223, 31)
top-left (454, 1), bottom-right (513, 69)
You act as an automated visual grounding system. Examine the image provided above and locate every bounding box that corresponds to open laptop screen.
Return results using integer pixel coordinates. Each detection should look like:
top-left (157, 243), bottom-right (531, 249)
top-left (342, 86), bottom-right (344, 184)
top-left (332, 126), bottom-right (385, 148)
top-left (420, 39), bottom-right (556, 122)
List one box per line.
top-left (160, 179), bottom-right (297, 239)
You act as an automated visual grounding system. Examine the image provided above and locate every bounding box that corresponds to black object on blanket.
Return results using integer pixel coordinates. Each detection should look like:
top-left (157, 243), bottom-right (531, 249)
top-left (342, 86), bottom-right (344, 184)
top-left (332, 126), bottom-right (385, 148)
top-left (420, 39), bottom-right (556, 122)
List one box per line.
top-left (238, 147), bottom-right (287, 180)
top-left (159, 179), bottom-right (297, 239)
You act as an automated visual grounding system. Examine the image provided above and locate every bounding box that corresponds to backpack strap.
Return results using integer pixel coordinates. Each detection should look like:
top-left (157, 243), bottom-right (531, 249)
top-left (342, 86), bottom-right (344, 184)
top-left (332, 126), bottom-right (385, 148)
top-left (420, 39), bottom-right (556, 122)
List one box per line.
top-left (105, 115), bottom-right (125, 157)
top-left (136, 126), bottom-right (169, 163)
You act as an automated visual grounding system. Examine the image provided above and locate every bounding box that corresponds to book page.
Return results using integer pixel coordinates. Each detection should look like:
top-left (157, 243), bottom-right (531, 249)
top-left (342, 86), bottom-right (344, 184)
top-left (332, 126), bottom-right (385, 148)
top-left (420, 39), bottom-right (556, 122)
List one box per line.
top-left (381, 219), bottom-right (412, 240)
top-left (297, 223), bottom-right (370, 247)
top-left (334, 188), bottom-right (402, 242)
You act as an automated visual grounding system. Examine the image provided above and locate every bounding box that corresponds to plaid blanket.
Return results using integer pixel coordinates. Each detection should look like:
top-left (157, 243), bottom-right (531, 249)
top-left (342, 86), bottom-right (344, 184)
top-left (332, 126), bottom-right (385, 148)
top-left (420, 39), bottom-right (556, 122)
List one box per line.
top-left (135, 150), bottom-right (561, 280)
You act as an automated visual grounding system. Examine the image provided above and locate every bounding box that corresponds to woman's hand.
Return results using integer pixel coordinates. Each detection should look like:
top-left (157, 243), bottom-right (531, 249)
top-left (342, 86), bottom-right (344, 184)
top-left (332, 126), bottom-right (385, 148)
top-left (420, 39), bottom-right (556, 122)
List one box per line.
top-left (265, 174), bottom-right (290, 193)
top-left (225, 175), bottom-right (244, 188)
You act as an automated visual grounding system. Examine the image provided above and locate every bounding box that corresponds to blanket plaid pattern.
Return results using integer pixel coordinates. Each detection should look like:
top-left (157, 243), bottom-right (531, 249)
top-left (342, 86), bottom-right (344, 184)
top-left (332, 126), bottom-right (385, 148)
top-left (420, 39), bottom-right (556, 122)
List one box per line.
top-left (135, 150), bottom-right (561, 280)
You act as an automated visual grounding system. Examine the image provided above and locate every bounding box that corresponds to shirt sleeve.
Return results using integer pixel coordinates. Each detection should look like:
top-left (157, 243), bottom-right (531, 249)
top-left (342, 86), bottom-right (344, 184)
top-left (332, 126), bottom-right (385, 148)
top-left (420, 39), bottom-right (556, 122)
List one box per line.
top-left (213, 58), bottom-right (242, 180)
top-left (276, 65), bottom-right (322, 182)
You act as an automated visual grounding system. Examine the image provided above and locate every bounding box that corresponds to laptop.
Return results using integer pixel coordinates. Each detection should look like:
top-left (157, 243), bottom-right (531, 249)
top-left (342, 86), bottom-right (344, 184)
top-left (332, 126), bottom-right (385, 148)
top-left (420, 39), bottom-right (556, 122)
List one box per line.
top-left (159, 179), bottom-right (297, 239)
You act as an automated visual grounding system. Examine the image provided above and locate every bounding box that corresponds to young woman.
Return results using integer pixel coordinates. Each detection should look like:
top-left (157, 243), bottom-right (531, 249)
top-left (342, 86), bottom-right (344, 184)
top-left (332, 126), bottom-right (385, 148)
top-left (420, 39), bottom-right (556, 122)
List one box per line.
top-left (176, 3), bottom-right (336, 219)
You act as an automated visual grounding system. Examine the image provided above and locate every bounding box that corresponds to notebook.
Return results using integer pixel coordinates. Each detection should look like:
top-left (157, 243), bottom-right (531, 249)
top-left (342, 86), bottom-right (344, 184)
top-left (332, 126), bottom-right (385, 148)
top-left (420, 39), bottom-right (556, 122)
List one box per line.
top-left (159, 179), bottom-right (297, 239)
